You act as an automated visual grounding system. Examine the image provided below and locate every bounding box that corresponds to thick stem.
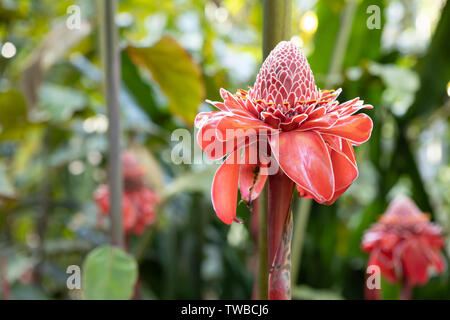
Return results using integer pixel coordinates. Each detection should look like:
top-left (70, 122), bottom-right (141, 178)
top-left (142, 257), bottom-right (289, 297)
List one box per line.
top-left (263, 0), bottom-right (292, 58)
top-left (260, 0), bottom-right (292, 301)
top-left (100, 0), bottom-right (124, 247)
top-left (267, 172), bottom-right (295, 300)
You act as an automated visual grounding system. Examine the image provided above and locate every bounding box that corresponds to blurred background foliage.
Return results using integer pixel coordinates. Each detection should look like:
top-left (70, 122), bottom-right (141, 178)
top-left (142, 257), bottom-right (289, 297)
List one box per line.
top-left (0, 0), bottom-right (449, 299)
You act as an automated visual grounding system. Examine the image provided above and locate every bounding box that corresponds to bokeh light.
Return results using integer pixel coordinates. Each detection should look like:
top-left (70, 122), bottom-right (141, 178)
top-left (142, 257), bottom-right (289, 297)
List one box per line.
top-left (1, 42), bottom-right (17, 59)
top-left (299, 11), bottom-right (318, 34)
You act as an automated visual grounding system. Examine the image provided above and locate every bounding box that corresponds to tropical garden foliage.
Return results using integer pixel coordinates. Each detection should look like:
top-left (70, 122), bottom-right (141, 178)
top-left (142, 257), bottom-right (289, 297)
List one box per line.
top-left (0, 0), bottom-right (449, 300)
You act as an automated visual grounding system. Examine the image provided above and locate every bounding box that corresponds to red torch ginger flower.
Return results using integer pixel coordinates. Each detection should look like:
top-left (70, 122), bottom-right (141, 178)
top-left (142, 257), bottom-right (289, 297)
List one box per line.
top-left (94, 151), bottom-right (160, 235)
top-left (362, 196), bottom-right (446, 288)
top-left (195, 41), bottom-right (373, 225)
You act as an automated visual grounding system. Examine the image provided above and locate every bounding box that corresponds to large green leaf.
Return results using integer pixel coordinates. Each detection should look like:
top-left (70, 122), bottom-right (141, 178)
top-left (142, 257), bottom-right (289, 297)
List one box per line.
top-left (127, 36), bottom-right (205, 125)
top-left (343, 0), bottom-right (384, 68)
top-left (82, 246), bottom-right (138, 300)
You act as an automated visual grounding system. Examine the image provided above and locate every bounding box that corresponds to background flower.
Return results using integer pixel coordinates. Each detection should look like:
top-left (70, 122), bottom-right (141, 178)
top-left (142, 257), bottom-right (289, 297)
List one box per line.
top-left (362, 196), bottom-right (446, 289)
top-left (94, 151), bottom-right (160, 235)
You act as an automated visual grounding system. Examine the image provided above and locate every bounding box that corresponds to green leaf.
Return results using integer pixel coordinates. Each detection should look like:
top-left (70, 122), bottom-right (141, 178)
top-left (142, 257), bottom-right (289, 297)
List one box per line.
top-left (82, 246), bottom-right (138, 300)
top-left (343, 0), bottom-right (384, 68)
top-left (37, 84), bottom-right (87, 123)
top-left (127, 36), bottom-right (205, 124)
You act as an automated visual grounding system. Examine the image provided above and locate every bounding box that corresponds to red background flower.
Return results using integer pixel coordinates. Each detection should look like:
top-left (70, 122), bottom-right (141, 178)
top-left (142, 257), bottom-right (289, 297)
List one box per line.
top-left (362, 196), bottom-right (446, 287)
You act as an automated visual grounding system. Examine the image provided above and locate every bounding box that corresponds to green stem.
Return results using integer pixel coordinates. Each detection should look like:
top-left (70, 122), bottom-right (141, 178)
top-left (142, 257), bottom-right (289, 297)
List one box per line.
top-left (263, 0), bottom-right (292, 58)
top-left (325, 0), bottom-right (358, 88)
top-left (290, 198), bottom-right (311, 287)
top-left (100, 0), bottom-right (124, 247)
top-left (259, 0), bottom-right (292, 300)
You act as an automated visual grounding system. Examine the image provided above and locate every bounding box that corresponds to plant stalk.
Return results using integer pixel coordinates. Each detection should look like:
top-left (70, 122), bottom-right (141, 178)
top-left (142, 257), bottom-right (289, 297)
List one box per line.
top-left (263, 0), bottom-right (292, 58)
top-left (290, 198), bottom-right (311, 287)
top-left (100, 0), bottom-right (124, 247)
top-left (267, 172), bottom-right (295, 300)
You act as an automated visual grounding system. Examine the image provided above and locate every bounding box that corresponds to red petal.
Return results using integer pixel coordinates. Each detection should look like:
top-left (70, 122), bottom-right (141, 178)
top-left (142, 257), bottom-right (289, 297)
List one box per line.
top-left (298, 113), bottom-right (339, 131)
top-left (318, 113), bottom-right (373, 145)
top-left (269, 131), bottom-right (334, 202)
top-left (216, 115), bottom-right (277, 142)
top-left (211, 151), bottom-right (240, 225)
top-left (239, 144), bottom-right (268, 202)
top-left (196, 115), bottom-right (229, 160)
top-left (401, 239), bottom-right (430, 286)
top-left (428, 250), bottom-right (446, 274)
top-left (342, 139), bottom-right (356, 164)
top-left (331, 146), bottom-right (358, 192)
top-left (205, 100), bottom-right (228, 112)
top-left (220, 88), bottom-right (249, 114)
top-left (369, 249), bottom-right (398, 283)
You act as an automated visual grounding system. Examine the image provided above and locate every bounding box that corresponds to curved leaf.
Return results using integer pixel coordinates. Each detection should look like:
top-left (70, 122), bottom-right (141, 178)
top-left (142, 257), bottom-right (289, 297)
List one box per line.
top-left (127, 36), bottom-right (205, 124)
top-left (82, 246), bottom-right (138, 300)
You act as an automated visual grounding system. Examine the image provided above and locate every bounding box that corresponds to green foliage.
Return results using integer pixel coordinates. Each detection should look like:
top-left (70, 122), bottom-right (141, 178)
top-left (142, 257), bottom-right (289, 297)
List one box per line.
top-left (82, 246), bottom-right (138, 300)
top-left (37, 84), bottom-right (87, 123)
top-left (0, 0), bottom-right (449, 301)
top-left (127, 36), bottom-right (205, 125)
top-left (0, 90), bottom-right (28, 141)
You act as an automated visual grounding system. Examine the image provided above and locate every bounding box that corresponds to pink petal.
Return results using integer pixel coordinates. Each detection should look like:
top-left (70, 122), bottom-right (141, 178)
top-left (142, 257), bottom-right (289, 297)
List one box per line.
top-left (239, 144), bottom-right (268, 202)
top-left (211, 151), bottom-right (240, 225)
top-left (269, 131), bottom-right (334, 202)
top-left (298, 113), bottom-right (339, 131)
top-left (216, 115), bottom-right (277, 142)
top-left (205, 100), bottom-right (228, 112)
top-left (322, 144), bottom-right (358, 205)
top-left (220, 89), bottom-right (248, 114)
top-left (318, 113), bottom-right (373, 145)
top-left (401, 239), bottom-right (430, 286)
top-left (330, 146), bottom-right (358, 192)
top-left (196, 115), bottom-right (229, 160)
